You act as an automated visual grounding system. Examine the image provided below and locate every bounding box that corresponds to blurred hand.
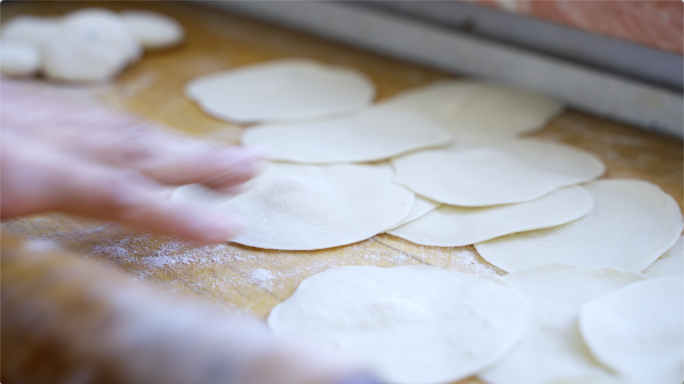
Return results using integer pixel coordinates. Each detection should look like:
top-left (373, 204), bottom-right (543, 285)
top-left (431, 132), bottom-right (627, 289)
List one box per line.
top-left (1, 78), bottom-right (262, 242)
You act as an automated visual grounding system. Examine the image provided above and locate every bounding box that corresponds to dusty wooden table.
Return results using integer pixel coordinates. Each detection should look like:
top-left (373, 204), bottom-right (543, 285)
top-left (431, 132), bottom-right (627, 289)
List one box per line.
top-left (2, 2), bottom-right (682, 384)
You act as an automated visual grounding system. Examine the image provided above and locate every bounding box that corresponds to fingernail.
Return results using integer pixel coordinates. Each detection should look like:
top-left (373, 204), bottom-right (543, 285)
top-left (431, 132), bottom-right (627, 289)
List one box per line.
top-left (242, 144), bottom-right (272, 160)
top-left (193, 213), bottom-right (243, 242)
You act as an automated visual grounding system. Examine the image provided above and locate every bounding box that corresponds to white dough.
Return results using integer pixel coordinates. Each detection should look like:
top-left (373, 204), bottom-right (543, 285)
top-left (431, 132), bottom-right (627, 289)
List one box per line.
top-left (643, 236), bottom-right (683, 278)
top-left (1, 15), bottom-right (59, 47)
top-left (121, 10), bottom-right (184, 50)
top-left (380, 80), bottom-right (562, 139)
top-left (480, 264), bottom-right (647, 384)
top-left (63, 8), bottom-right (142, 62)
top-left (388, 186), bottom-right (593, 247)
top-left (0, 40), bottom-right (41, 77)
top-left (173, 163), bottom-right (413, 250)
top-left (392, 138), bottom-right (605, 206)
top-left (185, 59), bottom-right (375, 123)
top-left (268, 265), bottom-right (531, 384)
top-left (386, 195), bottom-right (441, 231)
top-left (242, 105), bottom-right (451, 163)
top-left (475, 179), bottom-right (683, 272)
top-left (579, 278), bottom-right (684, 384)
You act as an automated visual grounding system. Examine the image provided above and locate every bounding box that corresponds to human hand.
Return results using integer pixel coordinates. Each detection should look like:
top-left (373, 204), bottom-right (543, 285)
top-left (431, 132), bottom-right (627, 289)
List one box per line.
top-left (1, 78), bottom-right (262, 242)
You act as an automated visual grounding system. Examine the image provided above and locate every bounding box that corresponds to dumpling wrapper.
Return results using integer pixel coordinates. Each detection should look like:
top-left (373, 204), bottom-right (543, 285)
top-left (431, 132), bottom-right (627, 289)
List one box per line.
top-left (269, 265), bottom-right (531, 384)
top-left (385, 195), bottom-right (441, 231)
top-left (475, 179), bottom-right (683, 272)
top-left (242, 105), bottom-right (451, 163)
top-left (392, 138), bottom-right (605, 206)
top-left (643, 236), bottom-right (683, 278)
top-left (173, 163), bottom-right (414, 250)
top-left (479, 264), bottom-right (647, 384)
top-left (579, 278), bottom-right (684, 384)
top-left (185, 59), bottom-right (375, 124)
top-left (388, 185), bottom-right (593, 247)
top-left (380, 80), bottom-right (563, 139)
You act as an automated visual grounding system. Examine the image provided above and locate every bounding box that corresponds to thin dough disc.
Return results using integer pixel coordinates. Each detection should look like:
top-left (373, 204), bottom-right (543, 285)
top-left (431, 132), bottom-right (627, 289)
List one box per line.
top-left (392, 138), bottom-right (605, 206)
top-left (579, 278), bottom-right (684, 384)
top-left (268, 265), bottom-right (531, 384)
top-left (0, 40), bottom-right (41, 77)
top-left (173, 163), bottom-right (413, 250)
top-left (643, 236), bottom-right (683, 278)
top-left (1, 15), bottom-right (60, 47)
top-left (475, 179), bottom-right (684, 272)
top-left (185, 59), bottom-right (375, 123)
top-left (242, 105), bottom-right (451, 163)
top-left (480, 264), bottom-right (647, 384)
top-left (380, 80), bottom-right (562, 138)
top-left (121, 10), bottom-right (185, 50)
top-left (388, 186), bottom-right (593, 247)
top-left (386, 195), bottom-right (441, 231)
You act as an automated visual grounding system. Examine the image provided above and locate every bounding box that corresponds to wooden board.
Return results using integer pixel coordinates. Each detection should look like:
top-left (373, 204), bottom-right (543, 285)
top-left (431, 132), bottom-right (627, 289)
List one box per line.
top-left (2, 2), bottom-right (682, 383)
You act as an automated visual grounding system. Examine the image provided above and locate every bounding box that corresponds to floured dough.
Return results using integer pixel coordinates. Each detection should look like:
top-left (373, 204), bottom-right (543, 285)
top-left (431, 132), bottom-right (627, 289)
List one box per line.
top-left (63, 8), bottom-right (141, 62)
top-left (268, 265), bottom-right (531, 384)
top-left (475, 179), bottom-right (683, 272)
top-left (242, 105), bottom-right (451, 163)
top-left (380, 80), bottom-right (562, 139)
top-left (186, 59), bottom-right (375, 123)
top-left (579, 278), bottom-right (684, 384)
top-left (643, 236), bottom-right (683, 278)
top-left (480, 264), bottom-right (647, 384)
top-left (173, 163), bottom-right (413, 250)
top-left (1, 15), bottom-right (59, 47)
top-left (392, 138), bottom-right (604, 206)
top-left (0, 40), bottom-right (41, 77)
top-left (121, 10), bottom-right (184, 50)
top-left (388, 186), bottom-right (592, 247)
top-left (386, 195), bottom-right (441, 231)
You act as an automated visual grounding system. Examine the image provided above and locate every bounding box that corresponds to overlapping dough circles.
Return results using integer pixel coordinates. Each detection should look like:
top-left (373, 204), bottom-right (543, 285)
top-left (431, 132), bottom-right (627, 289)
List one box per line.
top-left (121, 10), bottom-right (184, 50)
top-left (173, 163), bottom-right (413, 250)
top-left (380, 80), bottom-right (562, 138)
top-left (0, 41), bottom-right (41, 77)
top-left (475, 179), bottom-right (684, 272)
top-left (579, 278), bottom-right (684, 384)
top-left (480, 264), bottom-right (647, 384)
top-left (388, 186), bottom-right (593, 247)
top-left (268, 266), bottom-right (531, 384)
top-left (0, 15), bottom-right (59, 47)
top-left (242, 106), bottom-right (451, 163)
top-left (185, 59), bottom-right (375, 124)
top-left (386, 195), bottom-right (441, 231)
top-left (644, 236), bottom-right (683, 278)
top-left (392, 138), bottom-right (605, 206)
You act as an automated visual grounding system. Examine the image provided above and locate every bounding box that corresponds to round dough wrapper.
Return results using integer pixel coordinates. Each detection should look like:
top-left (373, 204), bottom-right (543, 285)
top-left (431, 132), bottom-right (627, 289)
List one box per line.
top-left (475, 179), bottom-right (683, 273)
top-left (380, 80), bottom-right (563, 138)
top-left (643, 236), bottom-right (683, 278)
top-left (43, 9), bottom-right (141, 82)
top-left (579, 278), bottom-right (684, 384)
top-left (388, 185), bottom-right (593, 247)
top-left (242, 106), bottom-right (451, 163)
top-left (121, 10), bottom-right (184, 50)
top-left (0, 40), bottom-right (41, 77)
top-left (269, 265), bottom-right (531, 384)
top-left (1, 15), bottom-right (60, 47)
top-left (386, 195), bottom-right (441, 231)
top-left (185, 59), bottom-right (375, 123)
top-left (173, 163), bottom-right (414, 250)
top-left (480, 264), bottom-right (647, 384)
top-left (391, 138), bottom-right (605, 206)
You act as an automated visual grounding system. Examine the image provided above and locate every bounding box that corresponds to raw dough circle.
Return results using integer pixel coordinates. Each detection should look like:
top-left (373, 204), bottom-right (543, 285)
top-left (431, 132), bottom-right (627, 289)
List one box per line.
top-left (121, 10), bottom-right (184, 50)
top-left (269, 265), bottom-right (531, 384)
top-left (386, 195), bottom-right (441, 231)
top-left (380, 80), bottom-right (562, 138)
top-left (475, 179), bottom-right (684, 272)
top-left (0, 41), bottom-right (41, 77)
top-left (388, 185), bottom-right (593, 247)
top-left (242, 106), bottom-right (451, 163)
top-left (579, 278), bottom-right (684, 384)
top-left (173, 163), bottom-right (414, 250)
top-left (643, 236), bottom-right (683, 278)
top-left (392, 138), bottom-right (605, 206)
top-left (185, 59), bottom-right (375, 123)
top-left (1, 15), bottom-right (60, 47)
top-left (480, 264), bottom-right (647, 384)
top-left (43, 9), bottom-right (141, 82)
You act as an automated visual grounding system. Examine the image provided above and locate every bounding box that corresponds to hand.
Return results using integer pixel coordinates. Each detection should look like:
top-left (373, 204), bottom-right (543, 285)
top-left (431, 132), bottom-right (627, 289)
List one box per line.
top-left (1, 78), bottom-right (262, 242)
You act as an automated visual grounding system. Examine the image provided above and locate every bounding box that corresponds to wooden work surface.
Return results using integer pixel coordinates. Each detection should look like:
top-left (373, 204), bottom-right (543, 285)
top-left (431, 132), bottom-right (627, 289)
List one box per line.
top-left (2, 3), bottom-right (682, 384)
